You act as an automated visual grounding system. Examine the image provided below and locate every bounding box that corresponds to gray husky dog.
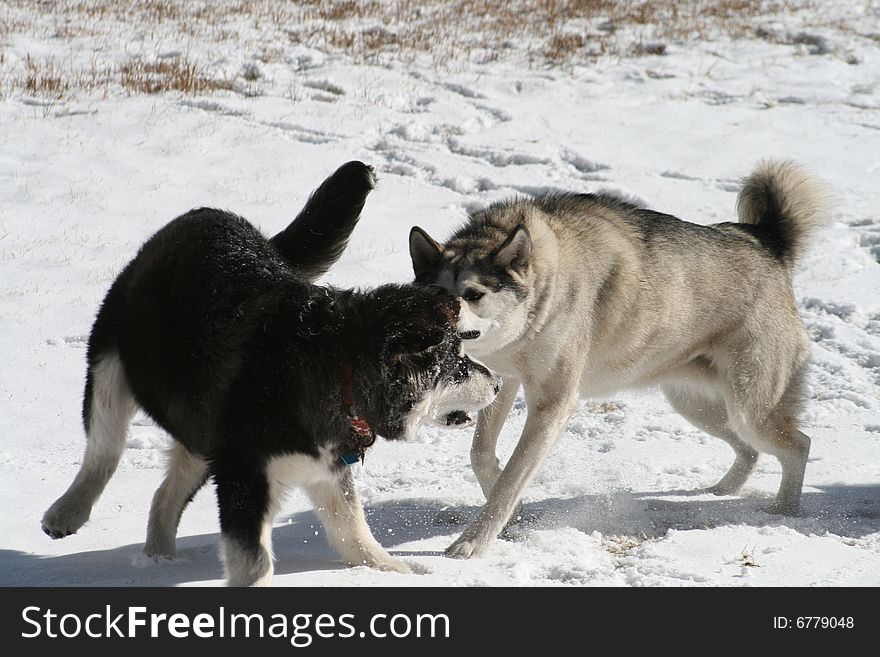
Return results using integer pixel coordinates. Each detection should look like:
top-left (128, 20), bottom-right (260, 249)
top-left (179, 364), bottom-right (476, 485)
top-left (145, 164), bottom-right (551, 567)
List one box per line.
top-left (409, 160), bottom-right (829, 559)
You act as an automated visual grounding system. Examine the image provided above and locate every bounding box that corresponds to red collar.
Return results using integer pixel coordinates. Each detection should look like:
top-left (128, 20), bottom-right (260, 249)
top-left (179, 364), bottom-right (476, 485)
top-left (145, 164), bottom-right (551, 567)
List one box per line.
top-left (341, 358), bottom-right (376, 458)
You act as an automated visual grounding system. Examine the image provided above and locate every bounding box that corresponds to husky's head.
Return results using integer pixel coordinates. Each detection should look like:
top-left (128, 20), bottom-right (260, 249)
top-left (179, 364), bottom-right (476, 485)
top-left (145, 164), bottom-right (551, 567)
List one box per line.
top-left (409, 222), bottom-right (533, 359)
top-left (355, 285), bottom-right (500, 441)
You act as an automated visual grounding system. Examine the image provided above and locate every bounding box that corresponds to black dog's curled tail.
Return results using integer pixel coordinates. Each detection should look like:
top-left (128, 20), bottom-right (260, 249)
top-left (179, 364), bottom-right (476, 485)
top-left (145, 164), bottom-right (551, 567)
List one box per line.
top-left (736, 159), bottom-right (832, 268)
top-left (271, 161), bottom-right (377, 281)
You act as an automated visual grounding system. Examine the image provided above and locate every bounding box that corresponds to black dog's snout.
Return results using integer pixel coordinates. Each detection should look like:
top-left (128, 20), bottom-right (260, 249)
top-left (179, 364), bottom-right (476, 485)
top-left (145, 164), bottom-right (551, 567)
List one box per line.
top-left (460, 330), bottom-right (481, 340)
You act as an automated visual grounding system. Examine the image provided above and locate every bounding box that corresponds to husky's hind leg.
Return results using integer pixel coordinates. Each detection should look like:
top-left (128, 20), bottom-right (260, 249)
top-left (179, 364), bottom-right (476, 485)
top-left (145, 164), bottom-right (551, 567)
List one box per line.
top-left (724, 348), bottom-right (810, 515)
top-left (729, 400), bottom-right (810, 515)
top-left (662, 381), bottom-right (758, 496)
top-left (42, 352), bottom-right (136, 538)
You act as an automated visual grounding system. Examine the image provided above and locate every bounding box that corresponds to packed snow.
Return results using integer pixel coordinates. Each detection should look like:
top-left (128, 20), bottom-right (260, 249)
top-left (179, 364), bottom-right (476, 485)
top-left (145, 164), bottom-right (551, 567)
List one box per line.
top-left (1, 1), bottom-right (879, 587)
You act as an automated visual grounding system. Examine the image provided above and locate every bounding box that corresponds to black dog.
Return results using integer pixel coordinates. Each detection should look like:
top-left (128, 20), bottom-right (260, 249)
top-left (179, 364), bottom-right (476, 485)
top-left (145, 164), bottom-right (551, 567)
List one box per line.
top-left (42, 162), bottom-right (499, 586)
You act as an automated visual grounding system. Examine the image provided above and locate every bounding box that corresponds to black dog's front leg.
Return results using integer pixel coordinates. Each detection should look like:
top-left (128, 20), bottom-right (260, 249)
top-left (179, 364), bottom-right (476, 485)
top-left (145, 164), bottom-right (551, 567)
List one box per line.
top-left (215, 465), bottom-right (276, 587)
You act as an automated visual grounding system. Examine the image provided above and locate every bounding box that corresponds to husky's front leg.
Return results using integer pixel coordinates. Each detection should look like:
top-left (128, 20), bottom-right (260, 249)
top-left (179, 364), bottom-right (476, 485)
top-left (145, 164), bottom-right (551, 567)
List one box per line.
top-left (447, 385), bottom-right (579, 559)
top-left (308, 469), bottom-right (411, 574)
top-left (471, 377), bottom-right (519, 498)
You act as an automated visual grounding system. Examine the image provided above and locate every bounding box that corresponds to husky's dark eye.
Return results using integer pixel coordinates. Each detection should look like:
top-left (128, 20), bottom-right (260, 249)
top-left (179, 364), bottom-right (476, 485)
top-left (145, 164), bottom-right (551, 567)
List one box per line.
top-left (462, 289), bottom-right (484, 303)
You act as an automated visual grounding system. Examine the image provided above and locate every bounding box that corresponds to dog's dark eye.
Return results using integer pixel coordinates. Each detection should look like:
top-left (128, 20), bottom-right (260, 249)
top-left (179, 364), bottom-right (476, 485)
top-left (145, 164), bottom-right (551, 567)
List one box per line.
top-left (462, 289), bottom-right (484, 303)
top-left (449, 356), bottom-right (472, 383)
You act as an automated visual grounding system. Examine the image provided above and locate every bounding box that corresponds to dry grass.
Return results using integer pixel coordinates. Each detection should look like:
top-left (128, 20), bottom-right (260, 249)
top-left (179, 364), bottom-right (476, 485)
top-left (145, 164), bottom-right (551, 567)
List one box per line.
top-left (739, 546), bottom-right (761, 568)
top-left (545, 33), bottom-right (588, 62)
top-left (5, 54), bottom-right (229, 100)
top-left (119, 58), bottom-right (232, 95)
top-left (0, 0), bottom-right (862, 101)
top-left (23, 55), bottom-right (70, 100)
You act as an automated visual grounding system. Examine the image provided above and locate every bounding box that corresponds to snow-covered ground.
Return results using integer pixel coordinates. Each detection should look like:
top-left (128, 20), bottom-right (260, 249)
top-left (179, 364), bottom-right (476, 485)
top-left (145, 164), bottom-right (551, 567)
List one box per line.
top-left (2, 1), bottom-right (879, 587)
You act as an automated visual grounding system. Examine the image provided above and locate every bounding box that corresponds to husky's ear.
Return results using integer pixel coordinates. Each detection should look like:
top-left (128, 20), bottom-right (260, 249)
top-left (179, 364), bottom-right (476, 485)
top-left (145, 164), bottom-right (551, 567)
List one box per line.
top-left (409, 227), bottom-right (445, 282)
top-left (386, 323), bottom-right (446, 363)
top-left (493, 224), bottom-right (531, 274)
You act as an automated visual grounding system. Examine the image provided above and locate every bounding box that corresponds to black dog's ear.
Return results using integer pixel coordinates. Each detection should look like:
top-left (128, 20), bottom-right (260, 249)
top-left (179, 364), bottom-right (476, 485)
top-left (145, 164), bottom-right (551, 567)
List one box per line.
top-left (409, 227), bottom-right (445, 282)
top-left (386, 323), bottom-right (445, 363)
top-left (493, 224), bottom-right (531, 275)
top-left (270, 161), bottom-right (376, 281)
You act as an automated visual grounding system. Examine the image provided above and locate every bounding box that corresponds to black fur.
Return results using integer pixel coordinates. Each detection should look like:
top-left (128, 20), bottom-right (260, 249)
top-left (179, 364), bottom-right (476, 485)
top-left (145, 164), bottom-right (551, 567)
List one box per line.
top-left (87, 209), bottom-right (476, 537)
top-left (83, 161), bottom-right (375, 432)
top-left (726, 181), bottom-right (791, 263)
top-left (54, 163), bottom-right (500, 584)
top-left (270, 161), bottom-right (376, 280)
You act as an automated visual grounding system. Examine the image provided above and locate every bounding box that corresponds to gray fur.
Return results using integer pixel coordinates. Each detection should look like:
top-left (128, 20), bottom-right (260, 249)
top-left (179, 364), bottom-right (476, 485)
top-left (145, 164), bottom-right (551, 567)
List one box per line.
top-left (410, 159), bottom-right (831, 559)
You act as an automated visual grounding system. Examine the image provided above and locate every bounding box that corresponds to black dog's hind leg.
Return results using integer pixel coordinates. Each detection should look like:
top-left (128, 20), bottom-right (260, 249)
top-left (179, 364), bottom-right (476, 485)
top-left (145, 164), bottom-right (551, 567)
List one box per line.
top-left (42, 351), bottom-right (137, 538)
top-left (145, 442), bottom-right (210, 558)
top-left (270, 161), bottom-right (376, 281)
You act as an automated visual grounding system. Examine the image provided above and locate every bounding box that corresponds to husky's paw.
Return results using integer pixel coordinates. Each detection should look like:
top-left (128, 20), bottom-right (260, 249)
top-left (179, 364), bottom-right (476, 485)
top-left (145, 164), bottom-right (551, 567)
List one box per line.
top-left (41, 498), bottom-right (90, 539)
top-left (445, 535), bottom-right (489, 559)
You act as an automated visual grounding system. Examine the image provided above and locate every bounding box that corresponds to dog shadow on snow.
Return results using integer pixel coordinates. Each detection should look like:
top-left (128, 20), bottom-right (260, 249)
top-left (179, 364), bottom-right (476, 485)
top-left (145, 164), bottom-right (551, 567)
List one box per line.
top-left (367, 483), bottom-right (880, 553)
top-left (2, 484), bottom-right (878, 586)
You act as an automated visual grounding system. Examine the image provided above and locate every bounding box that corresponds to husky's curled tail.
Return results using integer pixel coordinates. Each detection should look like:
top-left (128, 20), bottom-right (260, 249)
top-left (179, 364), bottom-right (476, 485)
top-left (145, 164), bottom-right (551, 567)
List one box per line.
top-left (736, 159), bottom-right (831, 267)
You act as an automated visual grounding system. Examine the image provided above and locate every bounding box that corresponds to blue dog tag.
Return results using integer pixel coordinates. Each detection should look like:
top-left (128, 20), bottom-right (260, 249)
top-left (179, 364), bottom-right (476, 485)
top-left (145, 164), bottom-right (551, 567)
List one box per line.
top-left (340, 451), bottom-right (360, 466)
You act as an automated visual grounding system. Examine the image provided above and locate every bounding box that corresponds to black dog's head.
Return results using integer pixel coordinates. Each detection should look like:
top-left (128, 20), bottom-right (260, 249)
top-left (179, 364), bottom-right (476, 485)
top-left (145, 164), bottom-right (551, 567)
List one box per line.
top-left (349, 284), bottom-right (500, 441)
